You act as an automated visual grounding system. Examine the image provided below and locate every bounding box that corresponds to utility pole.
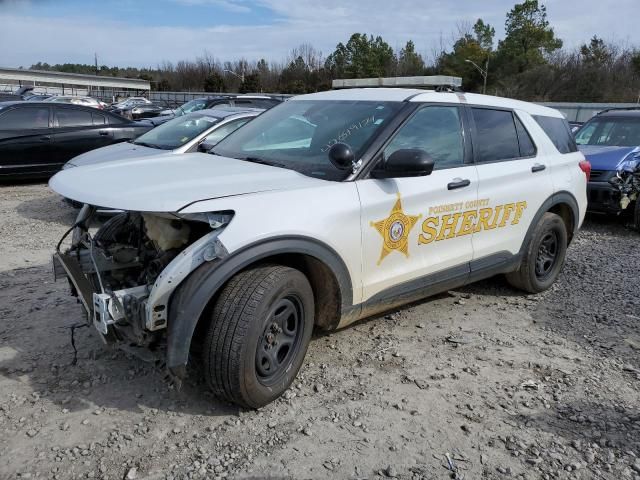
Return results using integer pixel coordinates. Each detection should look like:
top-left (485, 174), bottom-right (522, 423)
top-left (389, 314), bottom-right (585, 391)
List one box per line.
top-left (224, 69), bottom-right (245, 84)
top-left (465, 56), bottom-right (489, 95)
top-left (94, 53), bottom-right (99, 76)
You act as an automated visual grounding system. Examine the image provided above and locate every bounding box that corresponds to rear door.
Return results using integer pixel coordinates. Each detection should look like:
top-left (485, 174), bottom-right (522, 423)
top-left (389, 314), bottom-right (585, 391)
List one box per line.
top-left (469, 106), bottom-right (554, 263)
top-left (52, 106), bottom-right (113, 164)
top-left (0, 105), bottom-right (55, 178)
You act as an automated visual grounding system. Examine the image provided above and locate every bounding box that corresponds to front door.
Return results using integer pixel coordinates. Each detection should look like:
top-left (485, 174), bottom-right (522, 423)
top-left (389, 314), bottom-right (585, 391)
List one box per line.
top-left (0, 105), bottom-right (54, 178)
top-left (357, 105), bottom-right (478, 302)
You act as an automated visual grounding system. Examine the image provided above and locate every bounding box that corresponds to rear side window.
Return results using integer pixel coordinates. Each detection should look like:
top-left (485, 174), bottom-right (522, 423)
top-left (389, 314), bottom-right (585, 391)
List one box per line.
top-left (0, 107), bottom-right (49, 130)
top-left (56, 108), bottom-right (93, 127)
top-left (533, 115), bottom-right (577, 154)
top-left (471, 108), bottom-right (520, 162)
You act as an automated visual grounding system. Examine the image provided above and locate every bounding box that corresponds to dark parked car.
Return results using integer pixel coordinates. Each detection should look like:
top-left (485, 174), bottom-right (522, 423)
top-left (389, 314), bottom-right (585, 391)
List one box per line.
top-left (575, 108), bottom-right (640, 214)
top-left (147, 95), bottom-right (282, 125)
top-left (0, 101), bottom-right (153, 180)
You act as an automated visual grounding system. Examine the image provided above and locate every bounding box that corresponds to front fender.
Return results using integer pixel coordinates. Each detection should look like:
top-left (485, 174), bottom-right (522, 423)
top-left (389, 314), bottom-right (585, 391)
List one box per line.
top-left (165, 236), bottom-right (354, 379)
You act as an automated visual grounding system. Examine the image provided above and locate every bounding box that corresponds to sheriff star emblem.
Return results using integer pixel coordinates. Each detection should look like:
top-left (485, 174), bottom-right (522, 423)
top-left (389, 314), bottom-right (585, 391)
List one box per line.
top-left (370, 194), bottom-right (421, 265)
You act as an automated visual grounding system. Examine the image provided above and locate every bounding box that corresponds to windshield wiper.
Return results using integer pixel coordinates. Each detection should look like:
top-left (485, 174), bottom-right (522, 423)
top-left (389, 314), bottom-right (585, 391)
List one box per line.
top-left (240, 156), bottom-right (287, 168)
top-left (133, 141), bottom-right (172, 150)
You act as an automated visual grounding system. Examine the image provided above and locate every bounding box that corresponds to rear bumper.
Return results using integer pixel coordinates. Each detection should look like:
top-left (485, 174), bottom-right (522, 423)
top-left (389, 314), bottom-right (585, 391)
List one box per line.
top-left (587, 181), bottom-right (621, 214)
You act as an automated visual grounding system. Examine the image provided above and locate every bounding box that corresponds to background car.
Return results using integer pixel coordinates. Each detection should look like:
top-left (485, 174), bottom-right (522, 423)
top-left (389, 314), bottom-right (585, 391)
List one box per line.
top-left (24, 94), bottom-right (53, 101)
top-left (63, 107), bottom-right (263, 169)
top-left (114, 102), bottom-right (174, 120)
top-left (44, 95), bottom-right (103, 109)
top-left (107, 97), bottom-right (152, 116)
top-left (574, 108), bottom-right (640, 214)
top-left (0, 101), bottom-right (152, 180)
top-left (0, 85), bottom-right (35, 102)
top-left (146, 95), bottom-right (282, 125)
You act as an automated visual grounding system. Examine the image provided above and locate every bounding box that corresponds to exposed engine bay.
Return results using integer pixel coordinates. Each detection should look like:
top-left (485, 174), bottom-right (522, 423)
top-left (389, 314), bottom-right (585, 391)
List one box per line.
top-left (53, 206), bottom-right (231, 351)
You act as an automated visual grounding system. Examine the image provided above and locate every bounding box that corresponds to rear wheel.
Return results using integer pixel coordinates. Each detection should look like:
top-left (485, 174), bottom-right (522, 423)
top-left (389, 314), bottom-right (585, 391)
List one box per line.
top-left (203, 264), bottom-right (314, 408)
top-left (633, 200), bottom-right (640, 230)
top-left (506, 212), bottom-right (568, 293)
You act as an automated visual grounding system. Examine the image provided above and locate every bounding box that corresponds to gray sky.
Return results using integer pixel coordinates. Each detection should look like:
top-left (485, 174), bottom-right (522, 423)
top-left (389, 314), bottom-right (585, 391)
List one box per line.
top-left (0, 0), bottom-right (637, 68)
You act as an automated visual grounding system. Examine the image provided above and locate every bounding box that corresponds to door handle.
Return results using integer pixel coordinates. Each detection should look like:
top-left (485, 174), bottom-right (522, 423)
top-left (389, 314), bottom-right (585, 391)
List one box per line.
top-left (447, 178), bottom-right (471, 190)
top-left (39, 135), bottom-right (51, 141)
top-left (531, 163), bottom-right (546, 173)
top-left (98, 130), bottom-right (110, 136)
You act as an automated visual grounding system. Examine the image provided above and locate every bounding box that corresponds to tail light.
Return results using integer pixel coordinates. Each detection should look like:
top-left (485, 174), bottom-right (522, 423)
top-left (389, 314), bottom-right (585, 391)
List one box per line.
top-left (579, 160), bottom-right (591, 181)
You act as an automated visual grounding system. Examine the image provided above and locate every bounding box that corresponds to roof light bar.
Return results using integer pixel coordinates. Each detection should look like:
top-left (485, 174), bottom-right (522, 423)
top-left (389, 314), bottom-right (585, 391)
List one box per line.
top-left (332, 75), bottom-right (462, 89)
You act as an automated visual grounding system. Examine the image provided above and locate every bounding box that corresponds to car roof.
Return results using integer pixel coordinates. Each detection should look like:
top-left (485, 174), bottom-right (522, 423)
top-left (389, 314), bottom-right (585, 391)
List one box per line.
top-left (596, 109), bottom-right (640, 118)
top-left (185, 107), bottom-right (264, 119)
top-left (190, 95), bottom-right (279, 101)
top-left (292, 88), bottom-right (563, 118)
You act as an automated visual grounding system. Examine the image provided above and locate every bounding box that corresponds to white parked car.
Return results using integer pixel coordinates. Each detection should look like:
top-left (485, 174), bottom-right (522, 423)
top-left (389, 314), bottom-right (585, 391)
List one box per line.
top-left (44, 95), bottom-right (103, 109)
top-left (50, 88), bottom-right (589, 408)
top-left (62, 107), bottom-right (262, 169)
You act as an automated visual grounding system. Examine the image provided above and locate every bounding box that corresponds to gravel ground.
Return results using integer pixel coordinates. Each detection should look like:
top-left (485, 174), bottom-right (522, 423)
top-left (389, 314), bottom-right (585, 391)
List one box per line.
top-left (0, 183), bottom-right (639, 480)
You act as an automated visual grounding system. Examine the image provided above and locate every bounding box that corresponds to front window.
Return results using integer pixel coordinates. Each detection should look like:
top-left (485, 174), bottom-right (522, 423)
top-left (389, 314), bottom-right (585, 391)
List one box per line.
top-left (575, 117), bottom-right (640, 147)
top-left (212, 100), bottom-right (403, 180)
top-left (132, 113), bottom-right (220, 150)
top-left (384, 106), bottom-right (465, 169)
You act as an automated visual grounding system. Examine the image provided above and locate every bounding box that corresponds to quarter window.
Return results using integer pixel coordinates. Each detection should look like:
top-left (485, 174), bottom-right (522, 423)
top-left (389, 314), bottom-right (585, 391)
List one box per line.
top-left (56, 108), bottom-right (93, 127)
top-left (533, 115), bottom-right (577, 153)
top-left (471, 108), bottom-right (520, 162)
top-left (384, 106), bottom-right (465, 169)
top-left (202, 118), bottom-right (250, 146)
top-left (92, 113), bottom-right (107, 125)
top-left (0, 107), bottom-right (49, 130)
top-left (514, 115), bottom-right (536, 157)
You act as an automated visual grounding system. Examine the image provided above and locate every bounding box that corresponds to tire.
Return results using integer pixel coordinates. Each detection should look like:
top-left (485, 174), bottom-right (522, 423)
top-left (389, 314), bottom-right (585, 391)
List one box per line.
top-left (203, 264), bottom-right (314, 408)
top-left (506, 212), bottom-right (568, 293)
top-left (633, 200), bottom-right (640, 231)
top-left (94, 212), bottom-right (130, 243)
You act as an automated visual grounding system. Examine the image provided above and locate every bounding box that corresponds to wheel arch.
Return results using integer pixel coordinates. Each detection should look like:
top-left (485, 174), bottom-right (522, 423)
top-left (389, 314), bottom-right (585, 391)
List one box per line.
top-left (520, 191), bottom-right (579, 258)
top-left (166, 235), bottom-right (354, 379)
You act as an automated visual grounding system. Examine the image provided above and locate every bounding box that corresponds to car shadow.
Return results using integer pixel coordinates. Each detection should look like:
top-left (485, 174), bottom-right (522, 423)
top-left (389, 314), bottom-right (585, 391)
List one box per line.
top-left (15, 191), bottom-right (78, 226)
top-left (0, 263), bottom-right (241, 418)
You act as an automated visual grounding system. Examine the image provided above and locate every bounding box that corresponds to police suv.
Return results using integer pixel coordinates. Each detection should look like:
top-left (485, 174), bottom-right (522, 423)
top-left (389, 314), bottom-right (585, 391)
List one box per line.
top-left (50, 88), bottom-right (589, 408)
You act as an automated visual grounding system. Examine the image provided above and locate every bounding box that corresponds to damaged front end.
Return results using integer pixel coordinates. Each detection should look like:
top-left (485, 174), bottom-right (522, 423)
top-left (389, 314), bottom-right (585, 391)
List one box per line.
top-left (53, 205), bottom-right (231, 362)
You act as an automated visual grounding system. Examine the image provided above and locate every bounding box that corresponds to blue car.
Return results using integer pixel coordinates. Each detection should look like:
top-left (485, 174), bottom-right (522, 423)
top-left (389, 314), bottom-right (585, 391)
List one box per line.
top-left (575, 108), bottom-right (640, 216)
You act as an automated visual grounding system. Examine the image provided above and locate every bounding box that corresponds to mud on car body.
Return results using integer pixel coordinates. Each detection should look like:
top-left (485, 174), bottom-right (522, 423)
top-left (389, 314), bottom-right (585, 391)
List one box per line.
top-left (50, 88), bottom-right (589, 408)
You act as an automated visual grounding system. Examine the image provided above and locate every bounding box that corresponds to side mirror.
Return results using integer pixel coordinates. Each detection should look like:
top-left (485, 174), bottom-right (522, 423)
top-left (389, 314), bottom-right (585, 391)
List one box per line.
top-left (198, 139), bottom-right (216, 153)
top-left (371, 149), bottom-right (435, 179)
top-left (328, 142), bottom-right (355, 170)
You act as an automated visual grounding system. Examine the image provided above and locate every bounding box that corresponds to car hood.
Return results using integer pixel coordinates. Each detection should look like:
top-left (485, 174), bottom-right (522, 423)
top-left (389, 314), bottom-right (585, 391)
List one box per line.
top-left (578, 145), bottom-right (640, 171)
top-left (49, 152), bottom-right (323, 212)
top-left (66, 142), bottom-right (163, 168)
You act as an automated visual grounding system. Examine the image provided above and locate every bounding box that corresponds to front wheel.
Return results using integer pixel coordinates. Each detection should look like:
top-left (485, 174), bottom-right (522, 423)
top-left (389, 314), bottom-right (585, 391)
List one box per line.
top-left (506, 212), bottom-right (568, 293)
top-left (203, 264), bottom-right (314, 408)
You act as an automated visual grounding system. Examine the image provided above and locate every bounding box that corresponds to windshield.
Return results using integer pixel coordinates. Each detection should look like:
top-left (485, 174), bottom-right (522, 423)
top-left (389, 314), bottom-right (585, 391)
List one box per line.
top-left (212, 100), bottom-right (403, 180)
top-left (575, 117), bottom-right (640, 147)
top-left (133, 113), bottom-right (220, 150)
top-left (175, 99), bottom-right (209, 117)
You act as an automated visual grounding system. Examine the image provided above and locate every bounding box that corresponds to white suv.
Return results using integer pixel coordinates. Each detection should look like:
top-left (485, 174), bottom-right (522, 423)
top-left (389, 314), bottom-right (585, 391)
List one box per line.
top-left (50, 88), bottom-right (589, 408)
